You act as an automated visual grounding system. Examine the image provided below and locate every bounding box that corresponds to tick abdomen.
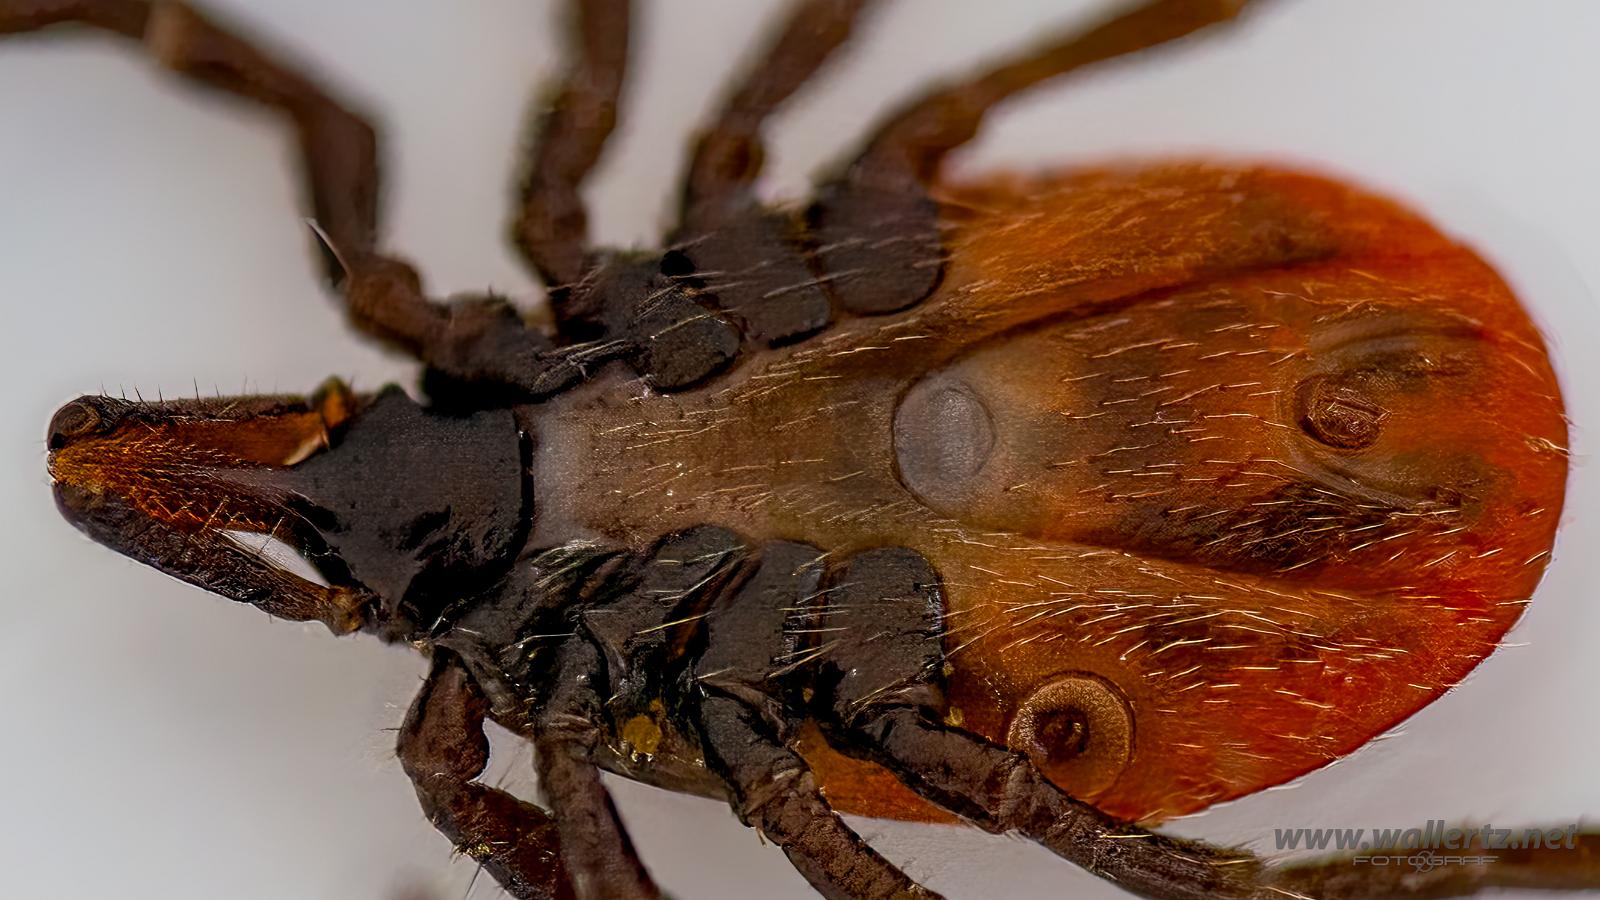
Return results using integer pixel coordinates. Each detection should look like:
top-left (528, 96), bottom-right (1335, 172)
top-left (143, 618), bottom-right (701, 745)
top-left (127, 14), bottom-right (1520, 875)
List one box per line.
top-left (532, 163), bottom-right (1566, 823)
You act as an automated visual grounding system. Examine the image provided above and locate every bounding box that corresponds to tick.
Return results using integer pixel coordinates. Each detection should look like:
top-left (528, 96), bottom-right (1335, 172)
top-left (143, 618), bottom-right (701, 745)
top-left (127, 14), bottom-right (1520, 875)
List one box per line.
top-left (30, 0), bottom-right (1596, 898)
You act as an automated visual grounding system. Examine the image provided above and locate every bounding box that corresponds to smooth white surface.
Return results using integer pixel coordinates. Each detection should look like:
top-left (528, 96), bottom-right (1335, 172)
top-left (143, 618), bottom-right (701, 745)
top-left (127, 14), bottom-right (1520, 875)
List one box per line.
top-left (2, 2), bottom-right (1598, 898)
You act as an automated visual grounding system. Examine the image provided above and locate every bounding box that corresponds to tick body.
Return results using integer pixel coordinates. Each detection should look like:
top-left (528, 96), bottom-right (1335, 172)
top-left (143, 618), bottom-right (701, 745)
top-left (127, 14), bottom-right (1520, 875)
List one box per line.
top-left (24, 1), bottom-right (1595, 899)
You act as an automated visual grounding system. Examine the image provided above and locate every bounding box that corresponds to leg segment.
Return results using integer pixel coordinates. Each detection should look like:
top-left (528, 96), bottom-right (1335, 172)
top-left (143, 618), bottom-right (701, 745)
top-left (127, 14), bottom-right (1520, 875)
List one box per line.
top-left (502, 0), bottom-right (765, 391)
top-left (512, 0), bottom-right (629, 293)
top-left (502, 0), bottom-right (769, 387)
top-left (687, 541), bottom-right (940, 900)
top-left (5, 1), bottom-right (572, 398)
top-left (845, 706), bottom-right (1265, 900)
top-left (661, 0), bottom-right (878, 349)
top-left (678, 0), bottom-right (876, 224)
top-left (692, 693), bottom-right (940, 900)
top-left (532, 638), bottom-right (662, 900)
top-left (850, 0), bottom-right (1259, 185)
top-left (2, 0), bottom-right (378, 276)
top-left (809, 0), bottom-right (1263, 315)
top-left (398, 653), bottom-right (574, 900)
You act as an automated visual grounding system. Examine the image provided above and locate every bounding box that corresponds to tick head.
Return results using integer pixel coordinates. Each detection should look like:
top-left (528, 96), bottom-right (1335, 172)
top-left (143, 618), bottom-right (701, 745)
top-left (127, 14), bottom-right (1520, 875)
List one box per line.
top-left (47, 379), bottom-right (530, 639)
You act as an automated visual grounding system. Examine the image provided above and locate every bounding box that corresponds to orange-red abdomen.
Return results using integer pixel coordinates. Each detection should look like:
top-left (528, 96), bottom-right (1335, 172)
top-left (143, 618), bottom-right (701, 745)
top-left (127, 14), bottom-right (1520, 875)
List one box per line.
top-left (535, 162), bottom-right (1568, 824)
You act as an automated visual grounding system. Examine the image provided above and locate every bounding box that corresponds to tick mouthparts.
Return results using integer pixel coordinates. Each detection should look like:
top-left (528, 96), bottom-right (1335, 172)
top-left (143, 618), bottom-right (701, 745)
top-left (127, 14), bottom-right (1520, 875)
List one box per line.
top-left (45, 376), bottom-right (365, 555)
top-left (48, 380), bottom-right (530, 634)
top-left (45, 377), bottom-right (381, 633)
top-left (46, 376), bottom-right (360, 471)
top-left (52, 478), bottom-right (371, 634)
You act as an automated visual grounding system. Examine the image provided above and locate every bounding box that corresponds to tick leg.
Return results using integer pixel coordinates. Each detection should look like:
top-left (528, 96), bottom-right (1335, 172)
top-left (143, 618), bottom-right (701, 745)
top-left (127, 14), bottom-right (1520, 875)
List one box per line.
top-left (532, 639), bottom-right (663, 900)
top-left (4, 1), bottom-right (575, 397)
top-left (678, 0), bottom-right (875, 225)
top-left (809, 0), bottom-right (1263, 315)
top-left (692, 693), bottom-right (941, 900)
top-left (686, 541), bottom-right (941, 900)
top-left (849, 0), bottom-right (1260, 185)
top-left (843, 707), bottom-right (1269, 900)
top-left (511, 0), bottom-right (629, 294)
top-left (510, 0), bottom-right (747, 388)
top-left (399, 653), bottom-right (575, 900)
top-left (659, 0), bottom-right (876, 349)
top-left (1, 0), bottom-right (377, 278)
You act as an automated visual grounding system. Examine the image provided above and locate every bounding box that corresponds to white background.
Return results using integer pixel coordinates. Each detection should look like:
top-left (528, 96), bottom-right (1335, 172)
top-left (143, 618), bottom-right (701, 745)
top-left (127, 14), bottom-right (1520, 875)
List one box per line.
top-left (2, 1), bottom-right (1598, 898)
